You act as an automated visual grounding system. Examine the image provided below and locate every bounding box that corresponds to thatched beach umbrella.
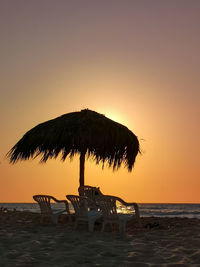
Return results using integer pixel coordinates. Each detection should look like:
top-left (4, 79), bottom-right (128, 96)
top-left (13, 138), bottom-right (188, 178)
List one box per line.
top-left (8, 109), bottom-right (140, 187)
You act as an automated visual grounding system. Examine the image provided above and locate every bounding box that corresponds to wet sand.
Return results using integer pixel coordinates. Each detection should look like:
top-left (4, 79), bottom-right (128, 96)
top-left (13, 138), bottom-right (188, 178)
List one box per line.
top-left (0, 211), bottom-right (200, 266)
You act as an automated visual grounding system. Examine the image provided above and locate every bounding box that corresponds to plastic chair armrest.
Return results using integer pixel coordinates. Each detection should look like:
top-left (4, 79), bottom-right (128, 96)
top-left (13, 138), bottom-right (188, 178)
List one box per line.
top-left (114, 196), bottom-right (140, 222)
top-left (51, 197), bottom-right (70, 214)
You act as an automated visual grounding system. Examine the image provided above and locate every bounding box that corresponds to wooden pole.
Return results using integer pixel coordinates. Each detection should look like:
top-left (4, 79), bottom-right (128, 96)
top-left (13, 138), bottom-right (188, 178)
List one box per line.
top-left (79, 152), bottom-right (85, 187)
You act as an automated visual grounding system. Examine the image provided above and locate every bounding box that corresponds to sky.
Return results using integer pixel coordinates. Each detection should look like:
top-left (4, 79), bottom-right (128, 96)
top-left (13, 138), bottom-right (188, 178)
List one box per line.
top-left (0, 0), bottom-right (200, 203)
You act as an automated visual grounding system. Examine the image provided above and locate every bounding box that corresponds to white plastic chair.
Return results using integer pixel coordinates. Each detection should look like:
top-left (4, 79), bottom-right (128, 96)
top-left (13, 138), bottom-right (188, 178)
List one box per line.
top-left (33, 195), bottom-right (70, 224)
top-left (66, 195), bottom-right (102, 232)
top-left (96, 195), bottom-right (140, 234)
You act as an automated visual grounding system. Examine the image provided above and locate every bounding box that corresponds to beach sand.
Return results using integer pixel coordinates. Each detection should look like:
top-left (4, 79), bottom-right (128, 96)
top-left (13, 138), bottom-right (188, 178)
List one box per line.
top-left (0, 211), bottom-right (200, 266)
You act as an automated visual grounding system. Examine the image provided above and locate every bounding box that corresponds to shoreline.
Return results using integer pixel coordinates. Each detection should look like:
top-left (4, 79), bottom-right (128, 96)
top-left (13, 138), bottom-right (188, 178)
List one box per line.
top-left (1, 202), bottom-right (200, 221)
top-left (0, 211), bottom-right (200, 266)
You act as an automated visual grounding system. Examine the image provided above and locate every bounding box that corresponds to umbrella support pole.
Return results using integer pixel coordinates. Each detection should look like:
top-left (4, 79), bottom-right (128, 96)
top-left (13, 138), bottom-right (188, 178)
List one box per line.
top-left (79, 152), bottom-right (85, 188)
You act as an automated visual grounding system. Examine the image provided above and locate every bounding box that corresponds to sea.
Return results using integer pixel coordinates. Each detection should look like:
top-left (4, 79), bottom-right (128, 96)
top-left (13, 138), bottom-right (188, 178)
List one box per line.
top-left (0, 203), bottom-right (200, 219)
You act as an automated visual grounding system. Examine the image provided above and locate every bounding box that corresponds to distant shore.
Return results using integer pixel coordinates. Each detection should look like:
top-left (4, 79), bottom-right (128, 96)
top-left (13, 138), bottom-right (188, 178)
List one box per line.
top-left (0, 210), bottom-right (200, 266)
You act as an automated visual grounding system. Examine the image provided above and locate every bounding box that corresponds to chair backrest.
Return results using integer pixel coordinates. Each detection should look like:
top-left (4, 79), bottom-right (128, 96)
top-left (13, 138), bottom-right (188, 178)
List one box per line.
top-left (78, 185), bottom-right (103, 199)
top-left (95, 195), bottom-right (118, 220)
top-left (33, 195), bottom-right (53, 215)
top-left (66, 195), bottom-right (89, 219)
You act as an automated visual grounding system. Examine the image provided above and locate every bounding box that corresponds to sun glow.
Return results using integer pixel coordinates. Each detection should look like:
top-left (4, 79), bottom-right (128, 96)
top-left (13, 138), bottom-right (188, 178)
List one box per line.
top-left (104, 110), bottom-right (128, 126)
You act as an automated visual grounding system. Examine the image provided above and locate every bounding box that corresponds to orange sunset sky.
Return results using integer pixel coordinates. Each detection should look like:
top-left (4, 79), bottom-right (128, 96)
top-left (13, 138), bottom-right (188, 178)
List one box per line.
top-left (0, 1), bottom-right (200, 203)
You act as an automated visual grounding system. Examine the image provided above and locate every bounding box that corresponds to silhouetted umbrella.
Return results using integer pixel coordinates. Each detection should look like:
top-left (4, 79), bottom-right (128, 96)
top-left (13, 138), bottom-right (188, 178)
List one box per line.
top-left (7, 109), bottom-right (140, 187)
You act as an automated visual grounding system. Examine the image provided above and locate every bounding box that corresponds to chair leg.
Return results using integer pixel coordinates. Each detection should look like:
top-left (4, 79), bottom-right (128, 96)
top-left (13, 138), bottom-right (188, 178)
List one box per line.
top-left (88, 220), bottom-right (95, 232)
top-left (40, 216), bottom-right (44, 224)
top-left (119, 221), bottom-right (126, 235)
top-left (110, 222), bottom-right (114, 232)
top-left (101, 222), bottom-right (106, 232)
top-left (68, 214), bottom-right (72, 223)
top-left (74, 219), bottom-right (78, 229)
top-left (51, 214), bottom-right (59, 224)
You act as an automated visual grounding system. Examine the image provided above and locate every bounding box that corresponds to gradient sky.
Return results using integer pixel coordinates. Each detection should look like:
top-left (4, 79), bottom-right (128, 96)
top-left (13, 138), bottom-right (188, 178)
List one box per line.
top-left (1, 0), bottom-right (200, 203)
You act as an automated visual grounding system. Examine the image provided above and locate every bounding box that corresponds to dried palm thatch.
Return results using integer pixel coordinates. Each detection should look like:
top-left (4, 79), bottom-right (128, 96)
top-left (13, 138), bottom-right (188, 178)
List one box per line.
top-left (7, 109), bottom-right (140, 186)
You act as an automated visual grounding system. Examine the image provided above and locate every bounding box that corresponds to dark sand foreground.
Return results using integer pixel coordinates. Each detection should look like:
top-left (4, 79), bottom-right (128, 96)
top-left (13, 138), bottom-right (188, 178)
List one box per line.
top-left (0, 211), bottom-right (200, 266)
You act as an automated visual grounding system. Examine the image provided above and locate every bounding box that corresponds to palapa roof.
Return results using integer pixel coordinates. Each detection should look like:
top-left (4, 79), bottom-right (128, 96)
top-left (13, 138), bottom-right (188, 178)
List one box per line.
top-left (8, 109), bottom-right (140, 171)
